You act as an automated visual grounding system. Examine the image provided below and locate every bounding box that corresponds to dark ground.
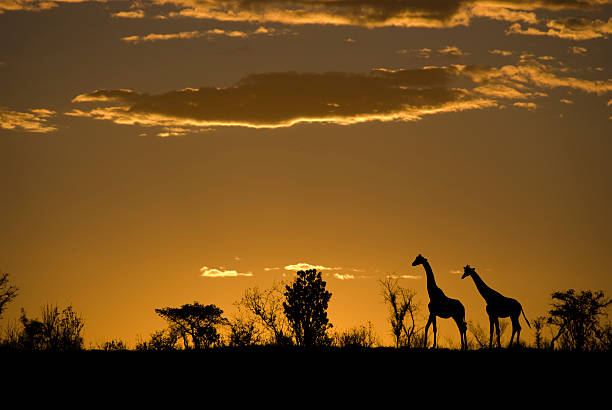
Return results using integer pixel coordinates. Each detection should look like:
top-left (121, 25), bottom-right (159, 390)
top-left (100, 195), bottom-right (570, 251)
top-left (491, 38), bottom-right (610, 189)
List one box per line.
top-left (2, 347), bottom-right (609, 404)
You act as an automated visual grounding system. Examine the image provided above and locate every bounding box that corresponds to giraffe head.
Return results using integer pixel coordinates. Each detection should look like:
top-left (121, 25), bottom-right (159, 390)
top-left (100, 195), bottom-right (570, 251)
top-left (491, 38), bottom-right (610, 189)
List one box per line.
top-left (462, 265), bottom-right (476, 279)
top-left (411, 254), bottom-right (427, 266)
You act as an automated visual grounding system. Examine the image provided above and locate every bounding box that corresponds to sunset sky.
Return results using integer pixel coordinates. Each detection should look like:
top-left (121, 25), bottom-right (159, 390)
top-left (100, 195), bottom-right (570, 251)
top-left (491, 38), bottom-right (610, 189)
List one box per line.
top-left (1, 0), bottom-right (611, 347)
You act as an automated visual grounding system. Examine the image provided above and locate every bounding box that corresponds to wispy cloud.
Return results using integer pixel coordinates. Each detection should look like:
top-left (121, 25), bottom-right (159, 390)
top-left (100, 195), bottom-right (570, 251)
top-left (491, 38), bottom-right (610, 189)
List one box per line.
top-left (437, 45), bottom-right (469, 57)
top-left (333, 273), bottom-right (355, 280)
top-left (506, 17), bottom-right (612, 40)
top-left (489, 49), bottom-right (513, 57)
top-left (399, 46), bottom-right (468, 59)
top-left (112, 10), bottom-right (145, 19)
top-left (284, 263), bottom-right (342, 272)
top-left (152, 0), bottom-right (610, 29)
top-left (570, 46), bottom-right (588, 55)
top-left (462, 63), bottom-right (612, 95)
top-left (200, 266), bottom-right (253, 278)
top-left (122, 28), bottom-right (248, 43)
top-left (513, 101), bottom-right (537, 110)
top-left (0, 107), bottom-right (57, 133)
top-left (386, 274), bottom-right (422, 280)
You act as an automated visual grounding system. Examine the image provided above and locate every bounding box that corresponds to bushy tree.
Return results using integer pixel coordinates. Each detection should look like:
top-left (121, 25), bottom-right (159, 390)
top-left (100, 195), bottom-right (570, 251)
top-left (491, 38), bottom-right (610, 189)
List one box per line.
top-left (333, 322), bottom-right (379, 348)
top-left (283, 269), bottom-right (332, 347)
top-left (101, 339), bottom-right (127, 351)
top-left (17, 304), bottom-right (84, 351)
top-left (547, 289), bottom-right (611, 351)
top-left (228, 315), bottom-right (260, 347)
top-left (155, 302), bottom-right (227, 349)
top-left (136, 327), bottom-right (180, 351)
top-left (0, 272), bottom-right (18, 319)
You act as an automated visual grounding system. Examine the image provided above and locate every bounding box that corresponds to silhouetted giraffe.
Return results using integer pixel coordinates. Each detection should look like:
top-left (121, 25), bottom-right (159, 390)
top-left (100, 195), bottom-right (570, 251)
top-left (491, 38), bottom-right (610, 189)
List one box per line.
top-left (462, 265), bottom-right (530, 348)
top-left (412, 254), bottom-right (467, 350)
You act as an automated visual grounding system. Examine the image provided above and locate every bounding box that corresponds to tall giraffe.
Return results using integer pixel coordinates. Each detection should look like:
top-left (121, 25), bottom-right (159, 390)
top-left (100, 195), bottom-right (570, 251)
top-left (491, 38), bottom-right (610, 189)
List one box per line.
top-left (462, 265), bottom-right (530, 348)
top-left (412, 254), bottom-right (467, 350)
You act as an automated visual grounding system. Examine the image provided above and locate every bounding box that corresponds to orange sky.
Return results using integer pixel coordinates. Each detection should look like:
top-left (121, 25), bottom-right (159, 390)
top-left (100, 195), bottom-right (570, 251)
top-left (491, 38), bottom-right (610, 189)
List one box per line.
top-left (1, 0), bottom-right (611, 347)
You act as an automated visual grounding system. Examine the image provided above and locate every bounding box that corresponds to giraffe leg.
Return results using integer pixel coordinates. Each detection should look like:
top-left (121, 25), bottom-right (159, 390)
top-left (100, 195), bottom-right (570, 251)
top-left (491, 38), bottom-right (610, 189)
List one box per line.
top-left (432, 316), bottom-right (437, 348)
top-left (454, 318), bottom-right (466, 350)
top-left (424, 315), bottom-right (433, 349)
top-left (510, 316), bottom-right (521, 348)
top-left (489, 318), bottom-right (494, 349)
top-left (494, 319), bottom-right (501, 348)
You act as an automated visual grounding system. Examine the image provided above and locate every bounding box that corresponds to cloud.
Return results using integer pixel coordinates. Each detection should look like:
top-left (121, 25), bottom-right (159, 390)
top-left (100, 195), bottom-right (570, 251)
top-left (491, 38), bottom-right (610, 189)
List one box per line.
top-left (489, 49), bottom-right (513, 57)
top-left (437, 45), bottom-right (468, 57)
top-left (154, 0), bottom-right (611, 28)
top-left (68, 61), bottom-right (612, 130)
top-left (0, 107), bottom-right (57, 133)
top-left (112, 9), bottom-right (145, 19)
top-left (469, 3), bottom-right (538, 24)
top-left (473, 83), bottom-right (535, 99)
top-left (560, 98), bottom-right (574, 104)
top-left (122, 28), bottom-right (248, 43)
top-left (570, 46), bottom-right (588, 55)
top-left (506, 17), bottom-right (612, 40)
top-left (461, 63), bottom-right (612, 95)
top-left (398, 46), bottom-right (467, 58)
top-left (386, 274), bottom-right (422, 280)
top-left (200, 266), bottom-right (253, 278)
top-left (513, 101), bottom-right (537, 110)
top-left (333, 273), bottom-right (355, 280)
top-left (284, 263), bottom-right (342, 271)
top-left (68, 66), bottom-right (498, 129)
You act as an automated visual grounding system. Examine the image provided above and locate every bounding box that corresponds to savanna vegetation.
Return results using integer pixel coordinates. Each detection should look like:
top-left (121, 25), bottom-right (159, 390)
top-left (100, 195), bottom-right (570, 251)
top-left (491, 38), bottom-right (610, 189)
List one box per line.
top-left (1, 269), bottom-right (610, 353)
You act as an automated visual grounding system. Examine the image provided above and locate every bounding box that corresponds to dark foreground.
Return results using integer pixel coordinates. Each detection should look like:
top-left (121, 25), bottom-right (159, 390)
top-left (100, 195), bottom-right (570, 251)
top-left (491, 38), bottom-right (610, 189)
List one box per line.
top-left (2, 347), bottom-right (609, 402)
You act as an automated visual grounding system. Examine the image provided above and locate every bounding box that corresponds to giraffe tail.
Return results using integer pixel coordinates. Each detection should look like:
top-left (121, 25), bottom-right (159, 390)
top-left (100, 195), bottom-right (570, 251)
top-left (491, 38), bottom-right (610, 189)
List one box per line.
top-left (521, 308), bottom-right (531, 328)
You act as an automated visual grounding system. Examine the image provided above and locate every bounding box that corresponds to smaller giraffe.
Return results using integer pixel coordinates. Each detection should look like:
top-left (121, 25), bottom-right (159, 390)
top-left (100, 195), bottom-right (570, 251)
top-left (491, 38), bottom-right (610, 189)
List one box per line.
top-left (462, 265), bottom-right (530, 348)
top-left (412, 254), bottom-right (467, 350)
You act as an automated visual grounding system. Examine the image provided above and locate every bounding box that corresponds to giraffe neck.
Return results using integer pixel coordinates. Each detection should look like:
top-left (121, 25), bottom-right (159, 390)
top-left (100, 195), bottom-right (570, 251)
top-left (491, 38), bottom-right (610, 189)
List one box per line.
top-left (422, 261), bottom-right (440, 299)
top-left (470, 271), bottom-right (497, 302)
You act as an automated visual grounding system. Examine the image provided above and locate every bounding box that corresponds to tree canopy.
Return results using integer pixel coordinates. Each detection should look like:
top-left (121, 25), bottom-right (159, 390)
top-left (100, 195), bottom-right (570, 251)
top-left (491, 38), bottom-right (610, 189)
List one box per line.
top-left (283, 269), bottom-right (332, 347)
top-left (155, 302), bottom-right (227, 349)
top-left (547, 289), bottom-right (611, 351)
top-left (0, 272), bottom-right (18, 319)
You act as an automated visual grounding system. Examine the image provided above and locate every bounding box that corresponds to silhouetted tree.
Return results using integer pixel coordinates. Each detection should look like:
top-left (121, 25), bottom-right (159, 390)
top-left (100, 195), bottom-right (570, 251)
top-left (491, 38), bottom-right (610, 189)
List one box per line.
top-left (0, 272), bottom-right (18, 319)
top-left (136, 327), bottom-right (180, 351)
top-left (228, 315), bottom-right (260, 347)
top-left (547, 289), bottom-right (611, 351)
top-left (236, 284), bottom-right (292, 345)
top-left (379, 277), bottom-right (419, 348)
top-left (101, 339), bottom-right (127, 351)
top-left (533, 316), bottom-right (548, 349)
top-left (333, 321), bottom-right (379, 348)
top-left (467, 321), bottom-right (488, 349)
top-left (18, 304), bottom-right (84, 351)
top-left (283, 269), bottom-right (332, 347)
top-left (155, 302), bottom-right (227, 349)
